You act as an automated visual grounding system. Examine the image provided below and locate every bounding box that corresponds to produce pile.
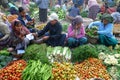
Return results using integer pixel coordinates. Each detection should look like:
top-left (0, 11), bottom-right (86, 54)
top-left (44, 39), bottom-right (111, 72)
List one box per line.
top-left (74, 58), bottom-right (112, 80)
top-left (22, 44), bottom-right (50, 64)
top-left (98, 52), bottom-right (120, 80)
top-left (52, 62), bottom-right (76, 80)
top-left (0, 60), bottom-right (26, 80)
top-left (22, 60), bottom-right (52, 80)
top-left (47, 46), bottom-right (71, 63)
top-left (0, 50), bottom-right (12, 69)
top-left (86, 27), bottom-right (98, 38)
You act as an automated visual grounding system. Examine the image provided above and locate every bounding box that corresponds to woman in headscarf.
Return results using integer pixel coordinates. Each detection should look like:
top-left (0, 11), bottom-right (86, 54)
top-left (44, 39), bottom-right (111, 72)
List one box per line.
top-left (88, 0), bottom-right (100, 20)
top-left (88, 14), bottom-right (118, 48)
top-left (67, 16), bottom-right (87, 48)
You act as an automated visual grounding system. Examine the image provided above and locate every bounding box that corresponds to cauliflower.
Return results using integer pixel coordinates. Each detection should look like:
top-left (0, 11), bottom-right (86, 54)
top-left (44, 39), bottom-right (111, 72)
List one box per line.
top-left (114, 54), bottom-right (120, 59)
top-left (104, 55), bottom-right (118, 65)
top-left (98, 52), bottom-right (106, 60)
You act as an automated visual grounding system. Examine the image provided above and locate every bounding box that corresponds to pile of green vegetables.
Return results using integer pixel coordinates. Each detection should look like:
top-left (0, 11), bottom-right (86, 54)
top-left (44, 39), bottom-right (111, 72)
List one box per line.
top-left (80, 11), bottom-right (88, 18)
top-left (22, 44), bottom-right (50, 64)
top-left (0, 50), bottom-right (10, 56)
top-left (71, 44), bottom-right (111, 63)
top-left (0, 50), bottom-right (12, 69)
top-left (86, 26), bottom-right (98, 37)
top-left (62, 23), bottom-right (69, 32)
top-left (50, 8), bottom-right (66, 20)
top-left (22, 60), bottom-right (52, 80)
top-left (47, 46), bottom-right (71, 63)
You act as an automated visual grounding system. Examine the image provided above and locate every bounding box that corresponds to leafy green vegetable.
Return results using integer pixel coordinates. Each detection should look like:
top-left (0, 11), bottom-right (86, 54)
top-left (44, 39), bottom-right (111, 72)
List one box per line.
top-left (0, 55), bottom-right (12, 69)
top-left (80, 11), bottom-right (88, 18)
top-left (0, 50), bottom-right (10, 56)
top-left (86, 27), bottom-right (98, 37)
top-left (22, 44), bottom-right (50, 64)
top-left (22, 60), bottom-right (53, 80)
top-left (62, 23), bottom-right (69, 32)
top-left (71, 44), bottom-right (99, 63)
top-left (47, 46), bottom-right (71, 63)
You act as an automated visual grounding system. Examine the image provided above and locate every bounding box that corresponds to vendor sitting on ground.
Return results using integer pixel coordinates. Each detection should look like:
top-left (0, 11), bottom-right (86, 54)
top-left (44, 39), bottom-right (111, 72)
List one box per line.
top-left (34, 13), bottom-right (66, 47)
top-left (67, 4), bottom-right (80, 21)
top-left (0, 13), bottom-right (11, 49)
top-left (9, 20), bottom-right (31, 60)
top-left (18, 7), bottom-right (35, 32)
top-left (67, 16), bottom-right (87, 48)
top-left (88, 14), bottom-right (118, 48)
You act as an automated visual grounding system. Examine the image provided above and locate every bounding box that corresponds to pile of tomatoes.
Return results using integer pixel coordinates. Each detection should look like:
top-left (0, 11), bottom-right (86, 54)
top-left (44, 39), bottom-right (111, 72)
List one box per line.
top-left (0, 60), bottom-right (27, 80)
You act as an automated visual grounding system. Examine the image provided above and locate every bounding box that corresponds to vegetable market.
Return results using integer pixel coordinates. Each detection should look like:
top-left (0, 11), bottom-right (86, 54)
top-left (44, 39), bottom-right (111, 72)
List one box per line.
top-left (0, 0), bottom-right (120, 80)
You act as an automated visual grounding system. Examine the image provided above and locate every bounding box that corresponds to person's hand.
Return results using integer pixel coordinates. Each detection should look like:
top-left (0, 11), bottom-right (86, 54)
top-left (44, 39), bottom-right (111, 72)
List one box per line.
top-left (19, 35), bottom-right (24, 40)
top-left (32, 33), bottom-right (37, 36)
top-left (42, 36), bottom-right (49, 41)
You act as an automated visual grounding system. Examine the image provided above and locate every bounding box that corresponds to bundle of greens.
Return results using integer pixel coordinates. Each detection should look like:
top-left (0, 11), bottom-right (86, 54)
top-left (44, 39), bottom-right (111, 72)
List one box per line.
top-left (62, 23), bottom-right (69, 32)
top-left (47, 46), bottom-right (71, 63)
top-left (86, 26), bottom-right (98, 37)
top-left (0, 50), bottom-right (10, 56)
top-left (22, 60), bottom-right (52, 80)
top-left (71, 44), bottom-right (99, 63)
top-left (22, 44), bottom-right (50, 64)
top-left (0, 55), bottom-right (12, 69)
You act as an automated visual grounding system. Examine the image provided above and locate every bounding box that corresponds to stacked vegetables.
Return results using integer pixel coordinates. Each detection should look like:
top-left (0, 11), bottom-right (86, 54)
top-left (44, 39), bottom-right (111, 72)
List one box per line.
top-left (86, 26), bottom-right (98, 37)
top-left (22, 60), bottom-right (52, 80)
top-left (47, 46), bottom-right (71, 63)
top-left (0, 50), bottom-right (10, 56)
top-left (74, 58), bottom-right (112, 80)
top-left (22, 44), bottom-right (50, 64)
top-left (52, 62), bottom-right (76, 80)
top-left (0, 60), bottom-right (26, 80)
top-left (0, 50), bottom-right (12, 69)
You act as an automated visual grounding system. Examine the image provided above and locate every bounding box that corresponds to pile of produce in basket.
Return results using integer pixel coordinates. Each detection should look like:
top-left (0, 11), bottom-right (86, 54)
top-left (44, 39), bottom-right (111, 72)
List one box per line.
top-left (47, 46), bottom-right (71, 63)
top-left (52, 62), bottom-right (76, 80)
top-left (22, 44), bottom-right (50, 64)
top-left (86, 26), bottom-right (98, 37)
top-left (0, 60), bottom-right (26, 80)
top-left (0, 50), bottom-right (12, 69)
top-left (74, 58), bottom-right (112, 80)
top-left (22, 60), bottom-right (52, 80)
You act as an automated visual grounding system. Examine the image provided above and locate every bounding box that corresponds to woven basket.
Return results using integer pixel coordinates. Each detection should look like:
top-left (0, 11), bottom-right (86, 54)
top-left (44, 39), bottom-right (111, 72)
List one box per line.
top-left (86, 35), bottom-right (98, 44)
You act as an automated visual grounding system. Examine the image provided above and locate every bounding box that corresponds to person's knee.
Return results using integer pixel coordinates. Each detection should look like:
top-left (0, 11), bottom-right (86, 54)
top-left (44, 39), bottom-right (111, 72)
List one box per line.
top-left (80, 37), bottom-right (87, 43)
top-left (67, 38), bottom-right (75, 43)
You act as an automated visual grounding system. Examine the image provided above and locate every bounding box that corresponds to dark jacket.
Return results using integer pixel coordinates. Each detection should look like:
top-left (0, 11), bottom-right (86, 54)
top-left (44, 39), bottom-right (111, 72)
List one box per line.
top-left (18, 15), bottom-right (32, 27)
top-left (38, 22), bottom-right (62, 39)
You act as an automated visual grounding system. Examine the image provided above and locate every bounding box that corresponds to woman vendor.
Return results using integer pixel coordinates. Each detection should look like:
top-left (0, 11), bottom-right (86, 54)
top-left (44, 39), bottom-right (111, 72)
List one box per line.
top-left (9, 20), bottom-right (31, 60)
top-left (33, 13), bottom-right (66, 47)
top-left (88, 14), bottom-right (118, 48)
top-left (18, 7), bottom-right (35, 32)
top-left (67, 16), bottom-right (87, 48)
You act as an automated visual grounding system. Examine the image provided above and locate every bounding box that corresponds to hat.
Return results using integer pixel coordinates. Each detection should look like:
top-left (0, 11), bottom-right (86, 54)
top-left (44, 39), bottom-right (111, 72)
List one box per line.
top-left (49, 13), bottom-right (59, 21)
top-left (101, 13), bottom-right (114, 23)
